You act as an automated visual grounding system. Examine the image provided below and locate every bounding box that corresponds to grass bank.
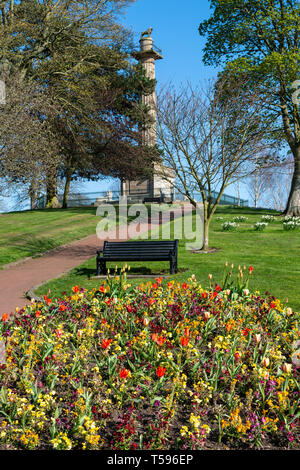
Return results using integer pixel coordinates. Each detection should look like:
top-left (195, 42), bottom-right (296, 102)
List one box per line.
top-left (0, 207), bottom-right (99, 268)
top-left (34, 206), bottom-right (300, 311)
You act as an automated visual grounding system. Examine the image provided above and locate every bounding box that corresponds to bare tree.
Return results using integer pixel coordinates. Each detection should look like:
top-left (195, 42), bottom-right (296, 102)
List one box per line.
top-left (0, 73), bottom-right (60, 209)
top-left (156, 79), bottom-right (274, 251)
top-left (246, 161), bottom-right (270, 209)
top-left (261, 159), bottom-right (294, 211)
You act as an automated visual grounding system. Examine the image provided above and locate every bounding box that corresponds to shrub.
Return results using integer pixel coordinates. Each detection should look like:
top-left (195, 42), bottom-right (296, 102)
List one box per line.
top-left (261, 215), bottom-right (275, 223)
top-left (0, 270), bottom-right (299, 450)
top-left (283, 217), bottom-right (300, 231)
top-left (222, 221), bottom-right (238, 231)
top-left (253, 222), bottom-right (268, 231)
top-left (283, 216), bottom-right (300, 223)
top-left (233, 216), bottom-right (248, 222)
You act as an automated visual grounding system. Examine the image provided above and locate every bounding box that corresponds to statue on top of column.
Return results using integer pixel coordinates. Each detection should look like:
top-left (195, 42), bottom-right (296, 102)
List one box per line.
top-left (140, 27), bottom-right (153, 38)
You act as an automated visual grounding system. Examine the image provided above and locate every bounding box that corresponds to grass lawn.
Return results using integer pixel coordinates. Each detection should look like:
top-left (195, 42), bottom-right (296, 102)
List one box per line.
top-left (0, 207), bottom-right (100, 268)
top-left (34, 206), bottom-right (300, 312)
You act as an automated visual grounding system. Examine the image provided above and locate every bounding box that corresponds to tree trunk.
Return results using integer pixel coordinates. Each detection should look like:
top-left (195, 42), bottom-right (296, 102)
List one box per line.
top-left (30, 193), bottom-right (36, 210)
top-left (29, 180), bottom-right (36, 210)
top-left (46, 169), bottom-right (60, 208)
top-left (254, 170), bottom-right (258, 208)
top-left (203, 218), bottom-right (210, 251)
top-left (285, 147), bottom-right (300, 216)
top-left (62, 170), bottom-right (73, 209)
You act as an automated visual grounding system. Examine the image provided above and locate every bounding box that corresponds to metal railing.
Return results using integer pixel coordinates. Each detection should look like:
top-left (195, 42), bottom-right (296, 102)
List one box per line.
top-left (36, 188), bottom-right (248, 209)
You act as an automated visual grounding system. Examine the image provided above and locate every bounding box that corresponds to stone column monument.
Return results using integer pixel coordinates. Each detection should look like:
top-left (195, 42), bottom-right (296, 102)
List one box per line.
top-left (122, 28), bottom-right (175, 202)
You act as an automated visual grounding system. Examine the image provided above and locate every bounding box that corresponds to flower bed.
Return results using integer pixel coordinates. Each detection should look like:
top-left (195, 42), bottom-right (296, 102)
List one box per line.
top-left (0, 269), bottom-right (299, 450)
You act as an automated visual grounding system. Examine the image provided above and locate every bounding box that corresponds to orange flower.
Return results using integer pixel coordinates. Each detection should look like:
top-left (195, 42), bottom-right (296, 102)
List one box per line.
top-left (182, 283), bottom-right (188, 289)
top-left (201, 292), bottom-right (208, 299)
top-left (156, 336), bottom-right (166, 346)
top-left (99, 285), bottom-right (106, 293)
top-left (156, 366), bottom-right (166, 378)
top-left (35, 310), bottom-right (41, 318)
top-left (242, 328), bottom-right (251, 337)
top-left (151, 333), bottom-right (165, 346)
top-left (59, 305), bottom-right (67, 312)
top-left (152, 283), bottom-right (158, 290)
top-left (180, 336), bottom-right (189, 347)
top-left (44, 296), bottom-right (52, 305)
top-left (2, 313), bottom-right (8, 322)
top-left (72, 285), bottom-right (80, 293)
top-left (148, 298), bottom-right (155, 306)
top-left (101, 339), bottom-right (112, 349)
top-left (105, 298), bottom-right (111, 305)
top-left (119, 368), bottom-right (130, 379)
top-left (226, 322), bottom-right (232, 333)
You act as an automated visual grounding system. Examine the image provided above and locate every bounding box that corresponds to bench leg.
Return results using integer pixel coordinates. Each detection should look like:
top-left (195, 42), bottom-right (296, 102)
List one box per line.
top-left (96, 251), bottom-right (101, 276)
top-left (96, 252), bottom-right (107, 276)
top-left (100, 260), bottom-right (107, 275)
top-left (170, 256), bottom-right (178, 275)
top-left (170, 259), bottom-right (175, 275)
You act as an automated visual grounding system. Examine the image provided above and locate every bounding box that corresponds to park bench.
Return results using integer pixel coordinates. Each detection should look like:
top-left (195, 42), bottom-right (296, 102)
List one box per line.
top-left (96, 240), bottom-right (179, 276)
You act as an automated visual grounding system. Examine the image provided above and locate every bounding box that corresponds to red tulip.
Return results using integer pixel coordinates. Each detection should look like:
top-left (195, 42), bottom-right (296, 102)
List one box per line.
top-left (156, 366), bottom-right (166, 378)
top-left (119, 368), bottom-right (130, 379)
top-left (101, 339), bottom-right (112, 349)
top-left (180, 336), bottom-right (189, 347)
top-left (234, 352), bottom-right (240, 362)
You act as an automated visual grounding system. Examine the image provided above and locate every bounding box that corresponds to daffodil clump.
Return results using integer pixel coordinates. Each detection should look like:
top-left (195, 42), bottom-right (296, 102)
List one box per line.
top-left (0, 268), bottom-right (299, 450)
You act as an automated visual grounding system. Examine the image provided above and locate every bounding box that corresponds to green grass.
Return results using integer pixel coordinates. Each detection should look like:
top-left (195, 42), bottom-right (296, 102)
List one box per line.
top-left (0, 207), bottom-right (100, 268)
top-left (34, 205), bottom-right (300, 312)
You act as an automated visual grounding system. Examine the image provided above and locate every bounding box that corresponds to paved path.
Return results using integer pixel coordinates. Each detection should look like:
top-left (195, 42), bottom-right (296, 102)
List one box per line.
top-left (0, 204), bottom-right (193, 316)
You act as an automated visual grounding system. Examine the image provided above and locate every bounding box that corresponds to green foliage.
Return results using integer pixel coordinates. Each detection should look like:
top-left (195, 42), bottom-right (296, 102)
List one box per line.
top-left (0, 1), bottom-right (158, 206)
top-left (199, 0), bottom-right (300, 215)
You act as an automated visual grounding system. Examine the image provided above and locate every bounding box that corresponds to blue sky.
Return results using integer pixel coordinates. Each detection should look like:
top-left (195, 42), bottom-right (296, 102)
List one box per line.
top-left (121, 0), bottom-right (218, 86)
